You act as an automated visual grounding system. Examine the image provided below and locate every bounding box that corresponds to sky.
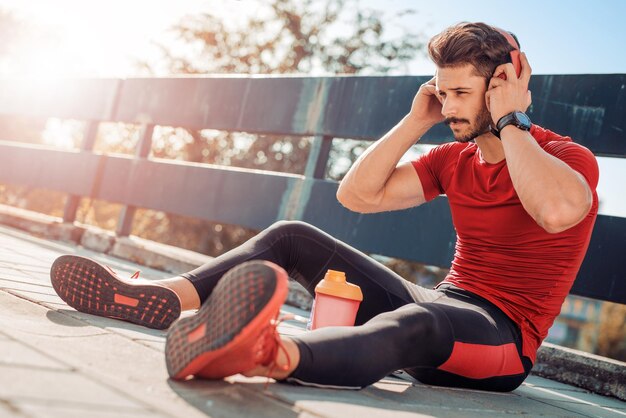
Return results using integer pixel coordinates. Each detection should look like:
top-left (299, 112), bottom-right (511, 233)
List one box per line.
top-left (1, 0), bottom-right (626, 77)
top-left (0, 0), bottom-right (623, 215)
top-left (383, 0), bottom-right (626, 75)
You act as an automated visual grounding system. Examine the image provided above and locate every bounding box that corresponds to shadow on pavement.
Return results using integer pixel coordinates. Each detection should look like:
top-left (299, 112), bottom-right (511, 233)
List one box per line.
top-left (166, 375), bottom-right (492, 418)
top-left (46, 308), bottom-right (168, 338)
top-left (45, 309), bottom-right (90, 327)
top-left (167, 378), bottom-right (301, 418)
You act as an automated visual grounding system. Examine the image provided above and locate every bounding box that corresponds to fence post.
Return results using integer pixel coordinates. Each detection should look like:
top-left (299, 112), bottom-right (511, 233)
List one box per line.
top-left (308, 135), bottom-right (333, 180)
top-left (278, 135), bottom-right (333, 221)
top-left (62, 121), bottom-right (99, 223)
top-left (115, 124), bottom-right (155, 236)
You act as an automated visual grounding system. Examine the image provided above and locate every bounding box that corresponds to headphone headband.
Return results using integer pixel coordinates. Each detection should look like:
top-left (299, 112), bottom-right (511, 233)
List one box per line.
top-left (490, 25), bottom-right (522, 78)
top-left (491, 26), bottom-right (520, 50)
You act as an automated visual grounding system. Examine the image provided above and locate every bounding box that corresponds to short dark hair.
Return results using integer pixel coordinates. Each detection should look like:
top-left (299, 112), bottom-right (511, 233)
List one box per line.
top-left (428, 22), bottom-right (517, 80)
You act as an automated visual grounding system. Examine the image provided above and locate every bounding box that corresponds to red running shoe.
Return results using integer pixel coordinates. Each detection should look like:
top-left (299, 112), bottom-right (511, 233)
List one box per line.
top-left (50, 255), bottom-right (181, 330)
top-left (165, 260), bottom-right (289, 380)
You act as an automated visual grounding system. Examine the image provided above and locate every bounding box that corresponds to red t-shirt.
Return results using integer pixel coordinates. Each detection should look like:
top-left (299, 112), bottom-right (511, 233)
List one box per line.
top-left (411, 125), bottom-right (599, 363)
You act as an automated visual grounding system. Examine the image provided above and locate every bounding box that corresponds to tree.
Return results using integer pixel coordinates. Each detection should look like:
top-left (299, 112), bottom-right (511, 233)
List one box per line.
top-left (102, 0), bottom-right (426, 257)
top-left (138, 0), bottom-right (424, 172)
top-left (143, 0), bottom-right (422, 76)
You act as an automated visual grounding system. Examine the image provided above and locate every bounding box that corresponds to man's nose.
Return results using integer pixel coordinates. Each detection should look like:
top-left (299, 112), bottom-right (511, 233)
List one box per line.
top-left (441, 97), bottom-right (457, 118)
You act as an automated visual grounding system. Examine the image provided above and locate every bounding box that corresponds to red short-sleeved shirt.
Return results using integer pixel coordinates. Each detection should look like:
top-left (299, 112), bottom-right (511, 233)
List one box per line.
top-left (411, 125), bottom-right (599, 363)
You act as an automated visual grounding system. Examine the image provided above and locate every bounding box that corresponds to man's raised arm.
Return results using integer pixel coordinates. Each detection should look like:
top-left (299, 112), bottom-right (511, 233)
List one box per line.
top-left (336, 77), bottom-right (443, 213)
top-left (486, 53), bottom-right (595, 233)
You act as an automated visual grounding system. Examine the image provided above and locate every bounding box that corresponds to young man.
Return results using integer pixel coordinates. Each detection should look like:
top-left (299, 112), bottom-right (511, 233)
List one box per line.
top-left (50, 22), bottom-right (598, 392)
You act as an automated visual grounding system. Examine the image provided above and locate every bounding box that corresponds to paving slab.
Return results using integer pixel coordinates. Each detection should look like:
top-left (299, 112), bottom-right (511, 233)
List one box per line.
top-left (0, 266), bottom-right (41, 281)
top-left (541, 402), bottom-right (626, 418)
top-left (517, 383), bottom-right (626, 410)
top-left (15, 403), bottom-right (163, 418)
top-left (0, 277), bottom-right (57, 296)
top-left (0, 276), bottom-right (54, 290)
top-left (0, 337), bottom-right (70, 371)
top-left (0, 291), bottom-right (220, 418)
top-left (0, 223), bottom-right (624, 418)
top-left (0, 400), bottom-right (23, 417)
top-left (0, 365), bottom-right (146, 410)
top-left (260, 376), bottom-right (591, 417)
top-left (167, 379), bottom-right (306, 418)
top-left (524, 374), bottom-right (590, 392)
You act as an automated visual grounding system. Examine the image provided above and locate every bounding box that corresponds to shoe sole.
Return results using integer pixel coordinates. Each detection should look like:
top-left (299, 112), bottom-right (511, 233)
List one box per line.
top-left (50, 255), bottom-right (181, 330)
top-left (165, 260), bottom-right (288, 380)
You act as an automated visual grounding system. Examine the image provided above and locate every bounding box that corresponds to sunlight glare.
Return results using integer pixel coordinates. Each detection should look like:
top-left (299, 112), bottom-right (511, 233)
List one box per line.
top-left (0, 0), bottom-right (232, 78)
top-left (41, 118), bottom-right (83, 150)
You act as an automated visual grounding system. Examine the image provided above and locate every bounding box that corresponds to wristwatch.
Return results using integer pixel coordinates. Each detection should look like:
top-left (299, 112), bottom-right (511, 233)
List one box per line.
top-left (491, 111), bottom-right (532, 139)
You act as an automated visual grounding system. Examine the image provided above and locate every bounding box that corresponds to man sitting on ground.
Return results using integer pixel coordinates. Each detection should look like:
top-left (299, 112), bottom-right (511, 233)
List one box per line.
top-left (50, 22), bottom-right (598, 392)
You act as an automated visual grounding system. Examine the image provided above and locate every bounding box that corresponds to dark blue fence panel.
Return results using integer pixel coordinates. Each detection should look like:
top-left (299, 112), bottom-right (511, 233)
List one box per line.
top-left (0, 75), bottom-right (623, 303)
top-left (95, 157), bottom-right (295, 231)
top-left (300, 180), bottom-right (457, 267)
top-left (574, 215), bottom-right (626, 303)
top-left (0, 142), bottom-right (102, 197)
top-left (528, 74), bottom-right (626, 156)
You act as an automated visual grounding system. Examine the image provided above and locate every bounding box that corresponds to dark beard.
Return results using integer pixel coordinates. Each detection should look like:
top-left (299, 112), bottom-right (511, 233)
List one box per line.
top-left (445, 107), bottom-right (492, 143)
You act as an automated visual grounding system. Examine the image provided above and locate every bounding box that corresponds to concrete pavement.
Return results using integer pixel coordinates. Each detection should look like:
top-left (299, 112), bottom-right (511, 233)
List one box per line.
top-left (1, 224), bottom-right (625, 418)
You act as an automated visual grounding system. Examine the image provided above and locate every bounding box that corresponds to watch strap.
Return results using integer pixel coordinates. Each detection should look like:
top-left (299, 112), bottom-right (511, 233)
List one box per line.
top-left (490, 125), bottom-right (501, 139)
top-left (496, 112), bottom-right (517, 132)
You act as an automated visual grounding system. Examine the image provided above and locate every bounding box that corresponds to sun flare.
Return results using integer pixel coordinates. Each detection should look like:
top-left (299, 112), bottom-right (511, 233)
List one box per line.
top-left (0, 0), bottom-right (227, 78)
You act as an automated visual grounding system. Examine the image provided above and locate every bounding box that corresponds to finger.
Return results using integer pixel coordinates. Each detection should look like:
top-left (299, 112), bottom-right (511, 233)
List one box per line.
top-left (488, 77), bottom-right (504, 90)
top-left (421, 77), bottom-right (437, 93)
top-left (485, 90), bottom-right (491, 112)
top-left (492, 64), bottom-right (507, 79)
top-left (502, 62), bottom-right (517, 81)
top-left (421, 84), bottom-right (442, 103)
top-left (422, 84), bottom-right (438, 95)
top-left (421, 75), bottom-right (436, 89)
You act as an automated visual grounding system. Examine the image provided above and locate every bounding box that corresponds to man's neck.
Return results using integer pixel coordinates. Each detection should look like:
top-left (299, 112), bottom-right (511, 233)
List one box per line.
top-left (474, 132), bottom-right (505, 164)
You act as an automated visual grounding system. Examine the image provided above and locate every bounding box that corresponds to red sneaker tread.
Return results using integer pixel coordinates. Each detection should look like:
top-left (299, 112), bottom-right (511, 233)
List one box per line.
top-left (165, 260), bottom-right (288, 380)
top-left (50, 255), bottom-right (181, 330)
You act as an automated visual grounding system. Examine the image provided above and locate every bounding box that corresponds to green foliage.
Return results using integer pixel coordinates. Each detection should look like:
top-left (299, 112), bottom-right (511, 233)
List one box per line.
top-left (143, 0), bottom-right (423, 75)
top-left (136, 0), bottom-right (425, 176)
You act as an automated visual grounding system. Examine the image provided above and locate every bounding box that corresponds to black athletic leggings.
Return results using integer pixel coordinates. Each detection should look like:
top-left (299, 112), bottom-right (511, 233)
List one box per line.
top-left (181, 220), bottom-right (533, 391)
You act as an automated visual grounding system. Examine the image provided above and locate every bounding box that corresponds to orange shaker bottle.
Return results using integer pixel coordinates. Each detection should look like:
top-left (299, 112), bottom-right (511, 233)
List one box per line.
top-left (307, 269), bottom-right (363, 330)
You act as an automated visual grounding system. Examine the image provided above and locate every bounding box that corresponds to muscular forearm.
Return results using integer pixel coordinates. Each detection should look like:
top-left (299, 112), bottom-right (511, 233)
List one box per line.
top-left (337, 115), bottom-right (431, 204)
top-left (500, 126), bottom-right (593, 233)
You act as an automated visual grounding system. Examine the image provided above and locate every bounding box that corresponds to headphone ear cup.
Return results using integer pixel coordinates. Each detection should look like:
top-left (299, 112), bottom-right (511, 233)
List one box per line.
top-left (496, 50), bottom-right (521, 80)
top-left (510, 49), bottom-right (522, 78)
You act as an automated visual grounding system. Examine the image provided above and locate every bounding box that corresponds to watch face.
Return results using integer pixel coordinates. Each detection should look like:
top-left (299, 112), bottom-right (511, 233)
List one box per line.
top-left (513, 111), bottom-right (532, 129)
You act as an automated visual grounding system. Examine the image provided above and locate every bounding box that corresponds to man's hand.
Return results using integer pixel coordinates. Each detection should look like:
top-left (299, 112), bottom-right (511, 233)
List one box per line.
top-left (408, 76), bottom-right (445, 128)
top-left (485, 52), bottom-right (533, 125)
top-left (337, 77), bottom-right (437, 213)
